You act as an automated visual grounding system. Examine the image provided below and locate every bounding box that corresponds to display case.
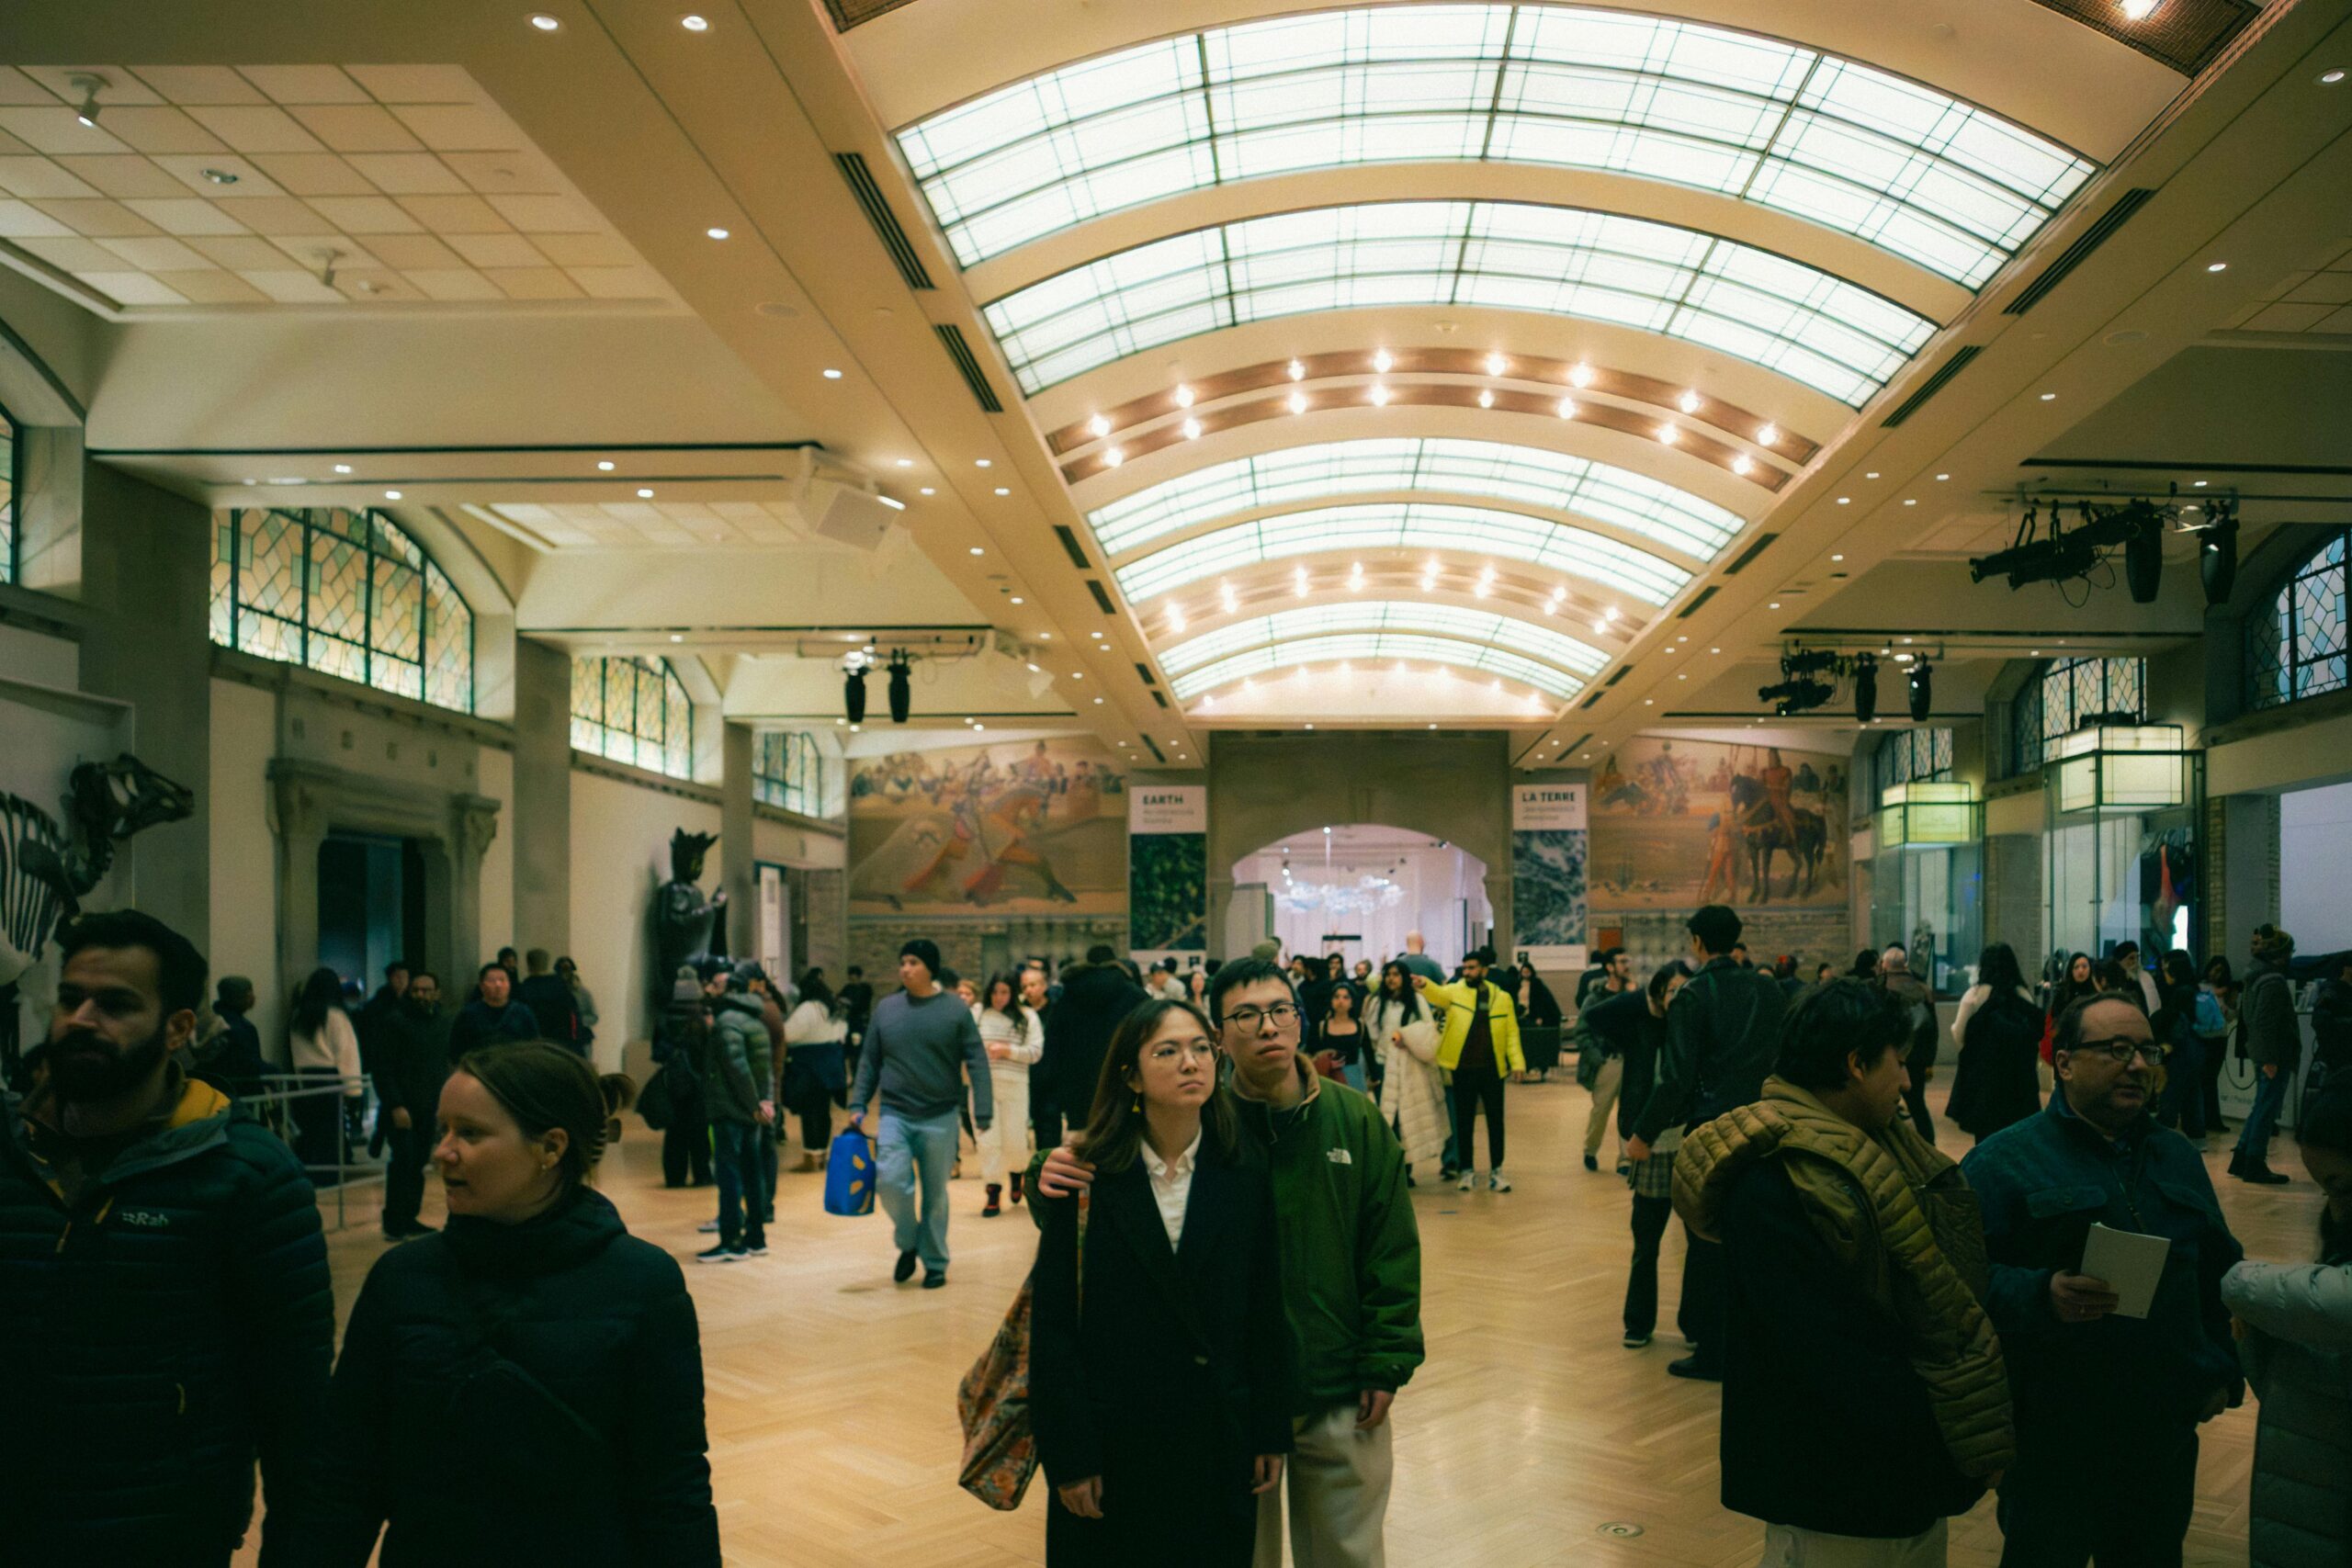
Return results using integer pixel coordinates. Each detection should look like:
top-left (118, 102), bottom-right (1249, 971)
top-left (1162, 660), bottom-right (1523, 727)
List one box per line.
top-left (1871, 782), bottom-right (1985, 994)
top-left (2043, 725), bottom-right (2202, 970)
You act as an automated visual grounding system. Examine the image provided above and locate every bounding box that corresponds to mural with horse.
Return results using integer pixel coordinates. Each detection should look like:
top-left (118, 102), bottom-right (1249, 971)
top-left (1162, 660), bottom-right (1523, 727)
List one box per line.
top-left (848, 738), bottom-right (1128, 915)
top-left (1589, 738), bottom-right (1849, 910)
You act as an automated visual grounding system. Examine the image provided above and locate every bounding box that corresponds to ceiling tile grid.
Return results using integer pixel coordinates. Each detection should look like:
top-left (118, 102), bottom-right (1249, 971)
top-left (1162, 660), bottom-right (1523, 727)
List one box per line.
top-left (2222, 240), bottom-right (2352, 335)
top-left (483, 501), bottom-right (825, 551)
top-left (0, 63), bottom-right (672, 311)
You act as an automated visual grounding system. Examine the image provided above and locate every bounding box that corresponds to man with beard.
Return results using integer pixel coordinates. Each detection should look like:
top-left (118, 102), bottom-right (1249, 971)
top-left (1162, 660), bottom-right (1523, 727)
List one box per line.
top-left (445, 959), bottom-right (535, 1063)
top-left (0, 909), bottom-right (334, 1565)
top-left (366, 969), bottom-right (449, 1240)
top-left (1963, 995), bottom-right (2244, 1565)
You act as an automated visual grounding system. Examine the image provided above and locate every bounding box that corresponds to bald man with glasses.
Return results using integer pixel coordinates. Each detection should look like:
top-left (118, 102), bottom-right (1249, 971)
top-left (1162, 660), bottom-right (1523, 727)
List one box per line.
top-left (1962, 994), bottom-right (2245, 1568)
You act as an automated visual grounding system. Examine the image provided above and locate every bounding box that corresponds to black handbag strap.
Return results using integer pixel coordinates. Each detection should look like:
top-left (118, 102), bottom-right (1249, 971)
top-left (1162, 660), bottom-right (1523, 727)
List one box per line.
top-left (444, 1261), bottom-right (616, 1468)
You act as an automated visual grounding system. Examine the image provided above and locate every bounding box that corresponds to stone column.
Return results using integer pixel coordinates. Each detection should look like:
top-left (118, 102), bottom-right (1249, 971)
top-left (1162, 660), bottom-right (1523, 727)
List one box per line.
top-left (509, 637), bottom-right (571, 953)
top-left (76, 461), bottom-right (210, 946)
top-left (1484, 868), bottom-right (1515, 963)
top-left (449, 794), bottom-right (501, 984)
top-left (721, 721), bottom-right (755, 958)
top-left (268, 762), bottom-right (330, 1028)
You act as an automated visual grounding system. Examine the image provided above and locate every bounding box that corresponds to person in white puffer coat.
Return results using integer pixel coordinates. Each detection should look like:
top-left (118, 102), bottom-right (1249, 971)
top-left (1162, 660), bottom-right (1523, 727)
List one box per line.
top-left (1368, 960), bottom-right (1447, 1181)
top-left (974, 972), bottom-right (1043, 1217)
top-left (2222, 1082), bottom-right (2352, 1568)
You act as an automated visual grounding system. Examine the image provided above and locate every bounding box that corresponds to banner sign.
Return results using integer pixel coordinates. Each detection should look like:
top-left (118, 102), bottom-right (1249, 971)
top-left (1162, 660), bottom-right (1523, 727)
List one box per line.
top-left (1129, 785), bottom-right (1207, 955)
top-left (1511, 784), bottom-right (1589, 971)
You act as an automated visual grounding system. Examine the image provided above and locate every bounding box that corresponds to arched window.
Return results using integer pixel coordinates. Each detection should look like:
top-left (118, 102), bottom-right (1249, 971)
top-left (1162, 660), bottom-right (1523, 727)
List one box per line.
top-left (1871, 727), bottom-right (1953, 798)
top-left (2008, 655), bottom-right (2144, 774)
top-left (2245, 529), bottom-right (2348, 712)
top-left (571, 656), bottom-right (694, 781)
top-left (0, 403), bottom-right (17, 584)
top-left (755, 731), bottom-right (826, 816)
top-left (209, 507), bottom-right (473, 713)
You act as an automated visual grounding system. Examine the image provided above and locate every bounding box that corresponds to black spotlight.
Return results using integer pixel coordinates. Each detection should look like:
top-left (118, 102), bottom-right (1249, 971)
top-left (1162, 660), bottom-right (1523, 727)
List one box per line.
top-left (2123, 523), bottom-right (2164, 604)
top-left (842, 660), bottom-right (867, 725)
top-left (1907, 660), bottom-right (1933, 723)
top-left (2199, 510), bottom-right (2240, 604)
top-left (1852, 654), bottom-right (1878, 724)
top-left (886, 651), bottom-right (912, 725)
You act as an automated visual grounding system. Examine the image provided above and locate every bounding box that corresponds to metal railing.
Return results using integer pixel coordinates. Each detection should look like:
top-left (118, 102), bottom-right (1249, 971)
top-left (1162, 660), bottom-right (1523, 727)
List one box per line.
top-left (243, 1071), bottom-right (386, 1232)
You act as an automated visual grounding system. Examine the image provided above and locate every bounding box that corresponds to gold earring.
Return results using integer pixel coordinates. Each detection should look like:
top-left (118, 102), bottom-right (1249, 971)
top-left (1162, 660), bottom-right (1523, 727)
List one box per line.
top-left (1131, 1093), bottom-right (1141, 1113)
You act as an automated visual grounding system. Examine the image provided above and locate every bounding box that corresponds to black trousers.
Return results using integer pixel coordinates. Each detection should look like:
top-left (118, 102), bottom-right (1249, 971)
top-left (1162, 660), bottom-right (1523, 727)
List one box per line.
top-left (1900, 1046), bottom-right (1937, 1143)
top-left (382, 1120), bottom-right (428, 1232)
top-left (1451, 1065), bottom-right (1506, 1169)
top-left (1998, 1427), bottom-right (2195, 1567)
top-left (1624, 1193), bottom-right (1672, 1337)
top-left (1033, 1098), bottom-right (1064, 1155)
top-left (2200, 1039), bottom-right (2229, 1131)
top-left (786, 1076), bottom-right (835, 1152)
top-left (1679, 1224), bottom-right (1725, 1368)
top-left (662, 1102), bottom-right (713, 1188)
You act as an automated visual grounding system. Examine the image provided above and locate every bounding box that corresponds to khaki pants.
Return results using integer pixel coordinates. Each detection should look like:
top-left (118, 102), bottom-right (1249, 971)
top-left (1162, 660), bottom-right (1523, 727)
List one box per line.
top-left (1583, 1053), bottom-right (1623, 1159)
top-left (1253, 1402), bottom-right (1393, 1568)
top-left (1761, 1519), bottom-right (1947, 1568)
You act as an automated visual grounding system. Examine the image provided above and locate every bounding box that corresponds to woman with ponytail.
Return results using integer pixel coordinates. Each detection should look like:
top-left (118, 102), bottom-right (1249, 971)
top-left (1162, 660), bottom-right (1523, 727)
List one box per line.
top-left (309, 1043), bottom-right (720, 1565)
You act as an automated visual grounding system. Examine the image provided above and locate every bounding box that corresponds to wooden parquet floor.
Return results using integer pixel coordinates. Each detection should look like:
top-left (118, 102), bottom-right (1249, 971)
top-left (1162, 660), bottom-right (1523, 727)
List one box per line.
top-left (245, 1079), bottom-right (2321, 1567)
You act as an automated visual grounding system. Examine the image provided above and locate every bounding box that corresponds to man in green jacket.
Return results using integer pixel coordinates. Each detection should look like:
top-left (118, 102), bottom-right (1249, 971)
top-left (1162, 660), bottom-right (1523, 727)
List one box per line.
top-left (1041, 956), bottom-right (1423, 1567)
top-left (698, 968), bottom-right (775, 1264)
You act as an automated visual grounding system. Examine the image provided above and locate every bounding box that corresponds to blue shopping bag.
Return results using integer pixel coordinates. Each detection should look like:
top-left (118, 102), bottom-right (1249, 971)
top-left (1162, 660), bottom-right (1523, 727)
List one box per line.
top-left (824, 1122), bottom-right (878, 1216)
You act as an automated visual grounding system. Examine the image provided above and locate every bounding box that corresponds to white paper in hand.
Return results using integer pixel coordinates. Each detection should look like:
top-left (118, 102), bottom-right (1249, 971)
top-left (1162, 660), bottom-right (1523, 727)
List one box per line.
top-left (2081, 1222), bottom-right (2171, 1319)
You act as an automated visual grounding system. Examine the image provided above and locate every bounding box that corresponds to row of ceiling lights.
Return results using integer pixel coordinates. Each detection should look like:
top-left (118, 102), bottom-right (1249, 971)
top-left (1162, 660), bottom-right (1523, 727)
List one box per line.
top-left (1170, 571), bottom-right (1623, 632)
top-left (1197, 666), bottom-right (1550, 710)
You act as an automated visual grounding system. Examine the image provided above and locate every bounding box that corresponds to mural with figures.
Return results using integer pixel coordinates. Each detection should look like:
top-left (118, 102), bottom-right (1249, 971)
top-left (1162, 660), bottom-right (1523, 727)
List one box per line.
top-left (1589, 738), bottom-right (1850, 909)
top-left (848, 739), bottom-right (1127, 915)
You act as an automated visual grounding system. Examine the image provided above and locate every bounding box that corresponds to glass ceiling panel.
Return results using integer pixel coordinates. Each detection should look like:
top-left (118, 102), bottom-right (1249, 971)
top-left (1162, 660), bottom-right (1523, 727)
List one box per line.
top-left (1114, 501), bottom-right (1691, 605)
top-left (1089, 436), bottom-right (1740, 561)
top-left (982, 199), bottom-right (1936, 400)
top-left (899, 5), bottom-right (2092, 288)
top-left (1162, 601), bottom-right (1609, 676)
top-left (1171, 631), bottom-right (1581, 700)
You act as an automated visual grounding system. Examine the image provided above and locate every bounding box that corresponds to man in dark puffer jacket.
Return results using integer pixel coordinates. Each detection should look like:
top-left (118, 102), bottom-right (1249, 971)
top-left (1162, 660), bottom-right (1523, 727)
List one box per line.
top-left (0, 909), bottom-right (334, 1567)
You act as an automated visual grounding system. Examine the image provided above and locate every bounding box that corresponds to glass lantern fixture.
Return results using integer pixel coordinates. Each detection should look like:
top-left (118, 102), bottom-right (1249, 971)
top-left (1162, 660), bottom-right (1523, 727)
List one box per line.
top-left (2052, 725), bottom-right (2192, 817)
top-left (1878, 781), bottom-right (1981, 848)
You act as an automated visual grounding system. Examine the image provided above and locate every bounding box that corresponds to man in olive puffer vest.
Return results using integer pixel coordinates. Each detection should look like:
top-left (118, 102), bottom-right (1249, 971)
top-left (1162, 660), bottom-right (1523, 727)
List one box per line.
top-left (0, 909), bottom-right (334, 1567)
top-left (1679, 979), bottom-right (2012, 1564)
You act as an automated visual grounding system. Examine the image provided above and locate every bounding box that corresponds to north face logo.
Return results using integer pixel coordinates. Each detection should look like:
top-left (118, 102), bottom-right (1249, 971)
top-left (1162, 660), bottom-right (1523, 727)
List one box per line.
top-left (1326, 1148), bottom-right (1352, 1167)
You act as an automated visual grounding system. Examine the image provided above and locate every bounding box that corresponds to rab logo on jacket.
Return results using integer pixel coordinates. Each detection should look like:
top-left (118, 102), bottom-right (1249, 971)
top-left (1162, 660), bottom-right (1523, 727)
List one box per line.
top-left (1326, 1148), bottom-right (1352, 1167)
top-left (118, 1209), bottom-right (169, 1228)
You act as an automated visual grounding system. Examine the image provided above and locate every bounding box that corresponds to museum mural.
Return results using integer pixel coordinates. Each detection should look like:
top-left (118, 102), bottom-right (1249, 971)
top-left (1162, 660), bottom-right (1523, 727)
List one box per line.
top-left (1589, 739), bottom-right (1850, 911)
top-left (847, 738), bottom-right (1128, 916)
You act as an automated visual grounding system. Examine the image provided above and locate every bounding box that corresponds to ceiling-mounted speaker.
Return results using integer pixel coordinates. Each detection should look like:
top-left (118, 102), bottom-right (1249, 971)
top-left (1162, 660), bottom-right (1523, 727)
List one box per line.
top-left (801, 479), bottom-right (902, 551)
top-left (2123, 523), bottom-right (2163, 604)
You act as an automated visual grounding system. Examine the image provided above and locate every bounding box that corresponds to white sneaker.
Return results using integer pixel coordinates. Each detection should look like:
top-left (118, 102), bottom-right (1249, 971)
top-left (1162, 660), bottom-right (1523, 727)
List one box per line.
top-left (696, 1220), bottom-right (720, 1235)
top-left (1489, 1169), bottom-right (1513, 1193)
top-left (1456, 1171), bottom-right (1476, 1192)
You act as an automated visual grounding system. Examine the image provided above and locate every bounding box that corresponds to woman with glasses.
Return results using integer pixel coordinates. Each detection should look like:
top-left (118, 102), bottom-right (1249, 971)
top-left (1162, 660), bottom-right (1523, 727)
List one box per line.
top-left (1028, 998), bottom-right (1291, 1565)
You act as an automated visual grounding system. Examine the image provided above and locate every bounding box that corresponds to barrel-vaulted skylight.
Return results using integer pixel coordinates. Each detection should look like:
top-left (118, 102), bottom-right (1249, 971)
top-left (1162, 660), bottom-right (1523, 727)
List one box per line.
top-left (1163, 601), bottom-right (1610, 677)
top-left (1114, 502), bottom-right (1693, 605)
top-left (1171, 631), bottom-right (1582, 700)
top-left (1089, 436), bottom-right (1741, 561)
top-left (982, 200), bottom-right (1936, 401)
top-left (899, 6), bottom-right (2092, 287)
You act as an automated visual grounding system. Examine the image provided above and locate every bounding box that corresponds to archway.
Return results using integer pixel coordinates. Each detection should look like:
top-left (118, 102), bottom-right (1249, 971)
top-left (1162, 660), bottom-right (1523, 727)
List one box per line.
top-left (1230, 825), bottom-right (1491, 974)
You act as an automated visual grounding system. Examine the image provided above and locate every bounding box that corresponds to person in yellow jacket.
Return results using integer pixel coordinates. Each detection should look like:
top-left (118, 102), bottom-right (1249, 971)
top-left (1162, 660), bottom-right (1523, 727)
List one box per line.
top-left (1413, 947), bottom-right (1526, 1193)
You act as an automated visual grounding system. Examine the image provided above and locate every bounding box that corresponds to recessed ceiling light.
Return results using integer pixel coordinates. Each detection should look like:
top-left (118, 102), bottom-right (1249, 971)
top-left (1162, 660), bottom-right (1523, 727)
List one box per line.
top-left (2193, 479), bottom-right (2208, 488)
top-left (1836, 496), bottom-right (1850, 505)
top-left (1094, 696), bottom-right (1104, 705)
top-left (1305, 723), bottom-right (1315, 730)
top-left (1936, 473), bottom-right (1951, 481)
top-left (993, 487), bottom-right (1010, 496)
top-left (638, 488), bottom-right (655, 498)
top-left (1476, 389), bottom-right (1495, 409)
top-left (1287, 358), bottom-right (1306, 380)
top-left (1173, 383), bottom-right (1194, 408)
top-left (1011, 596), bottom-right (1024, 605)
top-left (2039, 391), bottom-right (2057, 400)
top-left (384, 490), bottom-right (402, 501)
top-left (821, 367), bottom-right (842, 379)
top-left (1372, 349), bottom-right (1393, 373)
top-left (1757, 423), bottom-right (1779, 446)
top-left (969, 546), bottom-right (984, 556)
top-left (1287, 391), bottom-right (1308, 415)
top-left (529, 13), bottom-right (560, 30)
top-left (1556, 397), bottom-right (1577, 419)
top-left (1656, 423), bottom-right (1678, 445)
top-left (1678, 389), bottom-right (1702, 414)
top-left (1710, 647), bottom-right (1720, 654)
top-left (706, 227), bottom-right (729, 240)
top-left (1367, 382), bottom-right (1390, 407)
top-left (1182, 418), bottom-right (1202, 440)
top-left (2206, 261), bottom-right (2228, 273)
top-left (1769, 601), bottom-right (1781, 609)
top-left (894, 458), bottom-right (912, 468)
top-left (975, 458), bottom-right (991, 468)
top-left (333, 464), bottom-right (351, 474)
top-left (1102, 446), bottom-right (1125, 467)
top-left (1903, 498), bottom-right (1917, 506)
top-left (919, 487), bottom-right (935, 495)
top-left (1485, 352), bottom-right (1508, 376)
top-left (1568, 362), bottom-right (1594, 389)
top-left (2119, 0), bottom-right (2158, 17)
top-left (2322, 68), bottom-right (2346, 85)
top-left (200, 167), bottom-right (239, 186)
top-left (670, 634), bottom-right (684, 643)
top-left (596, 460), bottom-right (615, 470)
top-left (1090, 631), bottom-right (1103, 639)
top-left (682, 13), bottom-right (710, 29)
top-left (1864, 471), bottom-right (1880, 479)
top-left (1831, 553), bottom-right (1845, 562)
top-left (1732, 454), bottom-right (1754, 477)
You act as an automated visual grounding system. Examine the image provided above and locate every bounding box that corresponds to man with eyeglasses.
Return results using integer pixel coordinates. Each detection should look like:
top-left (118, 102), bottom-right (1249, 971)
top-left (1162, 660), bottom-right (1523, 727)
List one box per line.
top-left (1962, 994), bottom-right (2244, 1567)
top-left (1038, 957), bottom-right (1422, 1568)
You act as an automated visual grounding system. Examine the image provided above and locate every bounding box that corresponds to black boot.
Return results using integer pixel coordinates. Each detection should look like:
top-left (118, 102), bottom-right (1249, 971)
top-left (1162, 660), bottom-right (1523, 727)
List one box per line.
top-left (1010, 1171), bottom-right (1024, 1205)
top-left (983, 1183), bottom-right (1002, 1217)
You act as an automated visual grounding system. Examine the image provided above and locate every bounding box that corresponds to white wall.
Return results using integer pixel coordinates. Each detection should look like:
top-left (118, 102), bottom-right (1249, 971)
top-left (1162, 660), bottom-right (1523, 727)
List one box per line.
top-left (208, 678), bottom-right (281, 1046)
top-left (568, 769), bottom-right (721, 1070)
top-left (0, 622), bottom-right (76, 688)
top-left (752, 813), bottom-right (845, 870)
top-left (2281, 781), bottom-right (2352, 955)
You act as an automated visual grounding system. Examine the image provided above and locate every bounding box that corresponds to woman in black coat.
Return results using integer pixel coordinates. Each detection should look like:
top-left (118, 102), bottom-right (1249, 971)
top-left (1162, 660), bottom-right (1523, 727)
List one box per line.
top-left (1031, 998), bottom-right (1292, 1566)
top-left (309, 1043), bottom-right (720, 1566)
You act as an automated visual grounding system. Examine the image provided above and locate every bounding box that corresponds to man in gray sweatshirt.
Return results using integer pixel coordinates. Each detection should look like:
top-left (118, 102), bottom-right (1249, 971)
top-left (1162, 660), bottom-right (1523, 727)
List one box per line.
top-left (851, 938), bottom-right (991, 1288)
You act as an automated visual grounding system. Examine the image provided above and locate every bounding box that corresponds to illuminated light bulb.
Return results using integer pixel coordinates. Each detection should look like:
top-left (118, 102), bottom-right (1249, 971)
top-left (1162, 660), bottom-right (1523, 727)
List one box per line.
top-left (1543, 601), bottom-right (1556, 615)
top-left (1338, 661), bottom-right (1351, 675)
top-left (1173, 383), bottom-right (1194, 408)
top-left (1368, 382), bottom-right (1390, 407)
top-left (1181, 418), bottom-right (1202, 440)
top-left (1372, 349), bottom-right (1393, 373)
top-left (1287, 358), bottom-right (1305, 381)
top-left (1548, 585), bottom-right (1566, 603)
top-left (1757, 423), bottom-right (1780, 447)
top-left (1086, 414), bottom-right (1111, 438)
top-left (1657, 423), bottom-right (1679, 445)
top-left (1166, 602), bottom-right (1186, 634)
top-left (1287, 391), bottom-right (1307, 415)
top-left (2120, 0), bottom-right (2157, 17)
top-left (1485, 352), bottom-right (1508, 377)
top-left (1555, 397), bottom-right (1577, 420)
top-left (1219, 581), bottom-right (1238, 612)
top-left (1604, 605), bottom-right (1620, 620)
top-left (1592, 619), bottom-right (1607, 633)
top-left (1678, 389), bottom-right (1702, 414)
top-left (1293, 567), bottom-right (1309, 598)
top-left (1102, 446), bottom-right (1124, 468)
top-left (1477, 389), bottom-right (1495, 409)
top-left (1568, 362), bottom-right (1594, 388)
top-left (1732, 453), bottom-right (1755, 477)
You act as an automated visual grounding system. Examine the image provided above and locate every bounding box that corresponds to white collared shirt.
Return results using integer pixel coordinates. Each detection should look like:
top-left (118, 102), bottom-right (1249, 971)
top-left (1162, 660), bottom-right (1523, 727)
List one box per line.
top-left (1138, 1128), bottom-right (1203, 1249)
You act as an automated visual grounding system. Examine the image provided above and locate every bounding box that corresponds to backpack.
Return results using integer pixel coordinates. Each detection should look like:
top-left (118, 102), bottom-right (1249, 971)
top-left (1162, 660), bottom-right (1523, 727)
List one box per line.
top-left (2193, 990), bottom-right (2227, 1039)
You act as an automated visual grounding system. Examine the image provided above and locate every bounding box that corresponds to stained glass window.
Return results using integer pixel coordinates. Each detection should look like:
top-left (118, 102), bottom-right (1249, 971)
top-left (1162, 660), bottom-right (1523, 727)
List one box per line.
top-left (0, 403), bottom-right (16, 585)
top-left (755, 731), bottom-right (828, 817)
top-left (2008, 654), bottom-right (2144, 774)
top-left (2245, 530), bottom-right (2349, 713)
top-left (209, 507), bottom-right (472, 714)
top-left (571, 657), bottom-right (695, 781)
top-left (1872, 726), bottom-right (1953, 797)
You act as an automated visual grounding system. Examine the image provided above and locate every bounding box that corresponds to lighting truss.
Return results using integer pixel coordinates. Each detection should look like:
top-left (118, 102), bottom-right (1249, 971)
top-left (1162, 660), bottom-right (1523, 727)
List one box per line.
top-left (899, 5), bottom-right (2092, 287)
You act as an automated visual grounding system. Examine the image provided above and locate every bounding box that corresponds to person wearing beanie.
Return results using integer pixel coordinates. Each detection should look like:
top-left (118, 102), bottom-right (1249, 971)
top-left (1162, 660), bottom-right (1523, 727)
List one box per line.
top-left (2233, 924), bottom-right (2301, 1184)
top-left (849, 940), bottom-right (991, 1287)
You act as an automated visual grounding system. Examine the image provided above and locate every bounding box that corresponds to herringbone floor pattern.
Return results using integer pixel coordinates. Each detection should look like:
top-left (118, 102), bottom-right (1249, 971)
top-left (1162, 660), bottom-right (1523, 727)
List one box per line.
top-left (248, 1077), bottom-right (2316, 1566)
